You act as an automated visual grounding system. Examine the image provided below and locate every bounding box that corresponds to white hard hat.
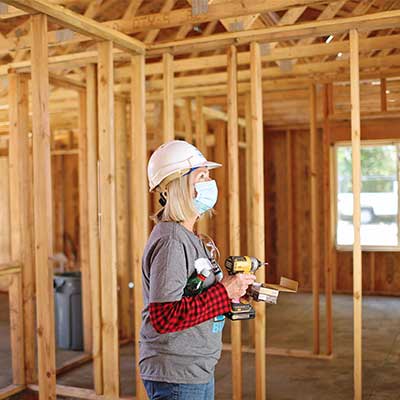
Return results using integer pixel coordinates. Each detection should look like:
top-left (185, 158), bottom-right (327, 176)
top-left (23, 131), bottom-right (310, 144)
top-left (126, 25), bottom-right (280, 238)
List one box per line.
top-left (148, 140), bottom-right (221, 191)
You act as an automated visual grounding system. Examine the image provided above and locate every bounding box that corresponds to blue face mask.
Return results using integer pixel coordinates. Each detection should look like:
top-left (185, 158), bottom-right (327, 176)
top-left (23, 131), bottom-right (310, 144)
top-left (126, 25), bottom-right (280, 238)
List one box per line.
top-left (193, 180), bottom-right (218, 215)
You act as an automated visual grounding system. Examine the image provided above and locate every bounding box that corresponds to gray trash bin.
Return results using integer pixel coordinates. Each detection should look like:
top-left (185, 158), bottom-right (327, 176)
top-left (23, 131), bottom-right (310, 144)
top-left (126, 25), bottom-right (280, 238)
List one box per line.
top-left (54, 271), bottom-right (83, 351)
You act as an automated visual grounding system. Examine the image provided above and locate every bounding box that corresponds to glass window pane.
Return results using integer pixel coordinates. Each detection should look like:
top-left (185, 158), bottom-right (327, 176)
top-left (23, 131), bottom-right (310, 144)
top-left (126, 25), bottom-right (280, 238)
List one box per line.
top-left (336, 144), bottom-right (398, 247)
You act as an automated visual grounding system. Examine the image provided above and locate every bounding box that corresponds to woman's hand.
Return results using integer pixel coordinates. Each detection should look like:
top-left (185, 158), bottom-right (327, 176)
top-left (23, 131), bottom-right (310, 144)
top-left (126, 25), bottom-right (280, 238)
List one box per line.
top-left (220, 273), bottom-right (256, 299)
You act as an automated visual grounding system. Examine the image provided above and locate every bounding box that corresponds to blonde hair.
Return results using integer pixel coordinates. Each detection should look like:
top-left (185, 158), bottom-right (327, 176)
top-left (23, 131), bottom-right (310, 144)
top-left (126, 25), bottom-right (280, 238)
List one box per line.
top-left (153, 175), bottom-right (198, 223)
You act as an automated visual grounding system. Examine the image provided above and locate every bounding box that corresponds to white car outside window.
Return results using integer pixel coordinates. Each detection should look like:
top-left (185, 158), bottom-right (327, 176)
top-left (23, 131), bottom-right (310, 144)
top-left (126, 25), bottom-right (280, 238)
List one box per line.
top-left (338, 177), bottom-right (398, 224)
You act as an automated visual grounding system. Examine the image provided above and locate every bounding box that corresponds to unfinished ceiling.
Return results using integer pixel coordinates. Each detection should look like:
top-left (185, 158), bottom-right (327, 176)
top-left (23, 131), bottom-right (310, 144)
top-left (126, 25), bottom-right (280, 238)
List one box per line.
top-left (0, 0), bottom-right (399, 137)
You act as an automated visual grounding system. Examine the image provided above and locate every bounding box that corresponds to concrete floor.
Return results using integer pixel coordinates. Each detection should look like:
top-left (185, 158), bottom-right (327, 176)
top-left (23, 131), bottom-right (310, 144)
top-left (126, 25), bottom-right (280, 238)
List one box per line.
top-left (1, 292), bottom-right (399, 399)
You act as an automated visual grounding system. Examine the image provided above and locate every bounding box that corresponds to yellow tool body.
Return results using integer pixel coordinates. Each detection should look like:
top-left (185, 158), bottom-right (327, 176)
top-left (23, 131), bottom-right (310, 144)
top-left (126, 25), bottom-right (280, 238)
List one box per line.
top-left (224, 256), bottom-right (267, 321)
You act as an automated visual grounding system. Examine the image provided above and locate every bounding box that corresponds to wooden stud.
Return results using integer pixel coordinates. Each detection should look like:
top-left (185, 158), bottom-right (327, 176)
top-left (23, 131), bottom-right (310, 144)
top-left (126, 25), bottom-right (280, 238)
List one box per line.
top-left (350, 28), bottom-right (362, 400)
top-left (163, 52), bottom-right (174, 142)
top-left (63, 150), bottom-right (78, 259)
top-left (245, 93), bottom-right (253, 255)
top-left (0, 157), bottom-right (11, 263)
top-left (182, 98), bottom-right (193, 143)
top-left (213, 120), bottom-right (228, 263)
top-left (330, 143), bottom-right (338, 292)
top-left (250, 42), bottom-right (266, 400)
top-left (244, 92), bottom-right (255, 349)
top-left (115, 99), bottom-right (132, 340)
top-left (30, 14), bottom-right (56, 400)
top-left (370, 252), bottom-right (375, 292)
top-left (53, 154), bottom-right (65, 254)
top-left (130, 52), bottom-right (148, 400)
top-left (380, 78), bottom-right (387, 112)
top-left (97, 41), bottom-right (120, 398)
top-left (322, 84), bottom-right (333, 355)
top-left (195, 96), bottom-right (208, 235)
top-left (286, 129), bottom-right (294, 279)
top-left (78, 90), bottom-right (92, 353)
top-left (8, 72), bottom-right (36, 383)
top-left (86, 64), bottom-right (103, 394)
top-left (8, 272), bottom-right (25, 384)
top-left (227, 44), bottom-right (243, 400)
top-left (309, 83), bottom-right (320, 355)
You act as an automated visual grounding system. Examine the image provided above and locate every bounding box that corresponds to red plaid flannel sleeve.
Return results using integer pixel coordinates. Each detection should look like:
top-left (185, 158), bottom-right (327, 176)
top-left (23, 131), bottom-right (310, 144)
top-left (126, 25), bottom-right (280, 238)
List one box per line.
top-left (149, 282), bottom-right (231, 334)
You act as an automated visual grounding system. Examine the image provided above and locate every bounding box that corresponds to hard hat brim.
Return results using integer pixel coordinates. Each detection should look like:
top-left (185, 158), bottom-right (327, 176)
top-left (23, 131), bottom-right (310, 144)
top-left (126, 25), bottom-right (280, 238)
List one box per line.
top-left (203, 161), bottom-right (222, 170)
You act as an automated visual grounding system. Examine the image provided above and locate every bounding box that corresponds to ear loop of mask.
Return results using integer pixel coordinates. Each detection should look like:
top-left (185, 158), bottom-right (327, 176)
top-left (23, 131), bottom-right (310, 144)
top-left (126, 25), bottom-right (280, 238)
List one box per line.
top-left (158, 167), bottom-right (199, 207)
top-left (159, 191), bottom-right (167, 207)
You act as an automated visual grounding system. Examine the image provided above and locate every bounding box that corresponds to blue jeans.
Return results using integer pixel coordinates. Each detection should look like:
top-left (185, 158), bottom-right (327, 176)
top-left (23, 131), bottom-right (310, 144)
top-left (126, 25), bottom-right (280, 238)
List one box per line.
top-left (143, 376), bottom-right (214, 400)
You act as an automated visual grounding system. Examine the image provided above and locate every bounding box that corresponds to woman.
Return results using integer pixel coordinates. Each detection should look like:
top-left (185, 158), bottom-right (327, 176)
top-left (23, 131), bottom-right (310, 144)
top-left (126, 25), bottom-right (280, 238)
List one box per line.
top-left (139, 140), bottom-right (255, 400)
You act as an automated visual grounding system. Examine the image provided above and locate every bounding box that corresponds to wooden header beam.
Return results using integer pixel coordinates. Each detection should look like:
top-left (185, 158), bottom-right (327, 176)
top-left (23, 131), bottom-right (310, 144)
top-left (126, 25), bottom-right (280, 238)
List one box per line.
top-left (110, 0), bottom-right (340, 33)
top-left (146, 9), bottom-right (400, 56)
top-left (1, 0), bottom-right (145, 54)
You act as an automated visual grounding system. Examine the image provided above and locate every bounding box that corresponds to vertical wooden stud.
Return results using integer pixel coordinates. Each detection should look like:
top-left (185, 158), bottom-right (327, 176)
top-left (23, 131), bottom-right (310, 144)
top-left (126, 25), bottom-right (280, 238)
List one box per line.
top-left (115, 99), bottom-right (132, 340)
top-left (8, 72), bottom-right (35, 383)
top-left (0, 157), bottom-right (11, 263)
top-left (380, 78), bottom-right (387, 112)
top-left (227, 45), bottom-right (242, 400)
top-left (53, 154), bottom-right (65, 254)
top-left (214, 120), bottom-right (228, 263)
top-left (195, 96), bottom-right (208, 235)
top-left (286, 130), bottom-right (294, 279)
top-left (250, 42), bottom-right (266, 400)
top-left (195, 96), bottom-right (206, 154)
top-left (30, 14), bottom-right (56, 400)
top-left (350, 28), bottom-right (362, 400)
top-left (78, 90), bottom-right (92, 353)
top-left (8, 272), bottom-right (25, 384)
top-left (370, 252), bottom-right (375, 292)
top-left (86, 64), bottom-right (103, 394)
top-left (309, 83), bottom-right (320, 355)
top-left (183, 98), bottom-right (193, 143)
top-left (322, 84), bottom-right (333, 355)
top-left (131, 53), bottom-right (148, 400)
top-left (163, 52), bottom-right (174, 142)
top-left (245, 92), bottom-right (255, 349)
top-left (245, 93), bottom-right (253, 256)
top-left (97, 41), bottom-right (120, 398)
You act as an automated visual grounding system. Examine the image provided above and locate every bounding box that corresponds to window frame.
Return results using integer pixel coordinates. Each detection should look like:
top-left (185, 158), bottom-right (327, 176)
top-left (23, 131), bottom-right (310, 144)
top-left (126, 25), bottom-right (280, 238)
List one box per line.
top-left (334, 139), bottom-right (400, 252)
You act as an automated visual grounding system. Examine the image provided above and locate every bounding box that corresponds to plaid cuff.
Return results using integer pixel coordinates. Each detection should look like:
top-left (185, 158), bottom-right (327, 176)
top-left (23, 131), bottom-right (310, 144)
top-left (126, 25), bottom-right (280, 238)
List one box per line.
top-left (149, 282), bottom-right (231, 334)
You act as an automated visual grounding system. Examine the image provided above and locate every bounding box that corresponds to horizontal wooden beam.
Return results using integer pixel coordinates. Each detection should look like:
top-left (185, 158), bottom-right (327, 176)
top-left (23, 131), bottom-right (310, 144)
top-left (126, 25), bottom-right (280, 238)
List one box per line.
top-left (146, 9), bottom-right (400, 56)
top-left (0, 1), bottom-right (93, 20)
top-left (222, 344), bottom-right (334, 360)
top-left (0, 384), bottom-right (25, 400)
top-left (174, 98), bottom-right (246, 127)
top-left (0, 262), bottom-right (21, 277)
top-left (27, 384), bottom-right (134, 400)
top-left (0, 0), bottom-right (338, 53)
top-left (1, 0), bottom-right (145, 54)
top-left (2, 33), bottom-right (400, 78)
top-left (129, 54), bottom-right (400, 91)
top-left (109, 0), bottom-right (340, 33)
